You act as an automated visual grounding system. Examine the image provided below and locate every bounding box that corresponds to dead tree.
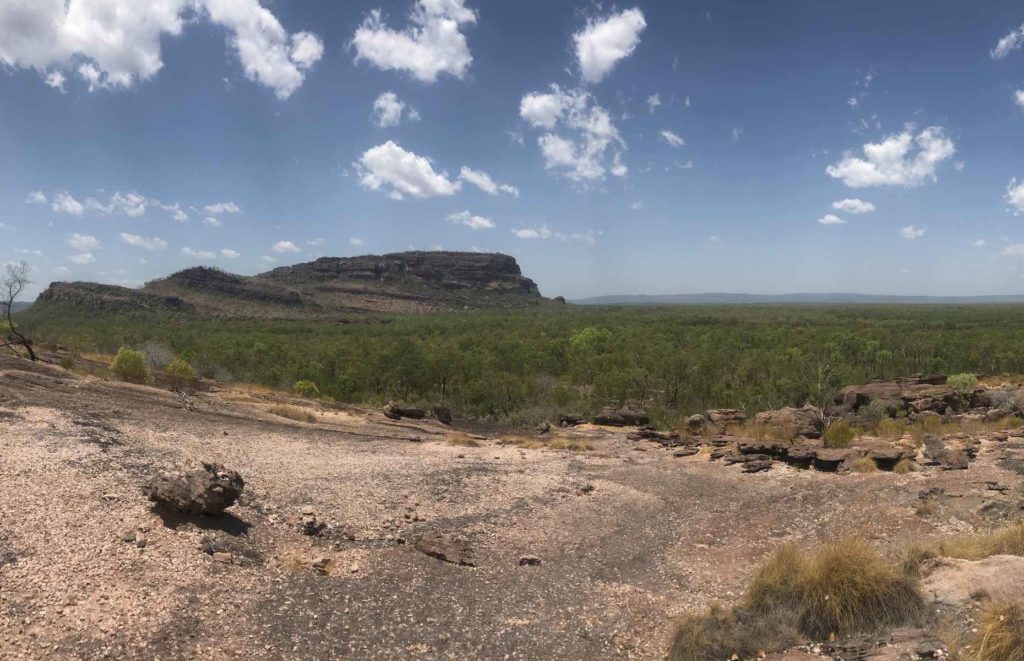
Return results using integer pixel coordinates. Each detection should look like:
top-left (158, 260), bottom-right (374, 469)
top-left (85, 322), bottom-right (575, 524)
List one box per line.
top-left (2, 261), bottom-right (37, 361)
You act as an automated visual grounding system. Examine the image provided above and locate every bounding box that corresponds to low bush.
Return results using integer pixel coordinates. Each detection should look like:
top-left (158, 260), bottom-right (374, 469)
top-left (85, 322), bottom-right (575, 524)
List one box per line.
top-left (110, 347), bottom-right (151, 385)
top-left (267, 405), bottom-right (316, 423)
top-left (58, 354), bottom-right (74, 370)
top-left (164, 358), bottom-right (198, 390)
top-left (667, 604), bottom-right (799, 661)
top-left (893, 458), bottom-right (916, 474)
top-left (848, 456), bottom-right (879, 473)
top-left (292, 380), bottom-right (320, 398)
top-left (823, 421), bottom-right (857, 448)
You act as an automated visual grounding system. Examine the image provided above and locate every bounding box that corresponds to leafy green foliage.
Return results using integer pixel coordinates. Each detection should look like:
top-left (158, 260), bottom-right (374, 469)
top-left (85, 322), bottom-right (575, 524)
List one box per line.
top-left (24, 304), bottom-right (1024, 423)
top-left (164, 358), bottom-right (197, 390)
top-left (110, 347), bottom-right (151, 385)
top-left (823, 420), bottom-right (857, 448)
top-left (292, 380), bottom-right (320, 397)
top-left (948, 372), bottom-right (978, 397)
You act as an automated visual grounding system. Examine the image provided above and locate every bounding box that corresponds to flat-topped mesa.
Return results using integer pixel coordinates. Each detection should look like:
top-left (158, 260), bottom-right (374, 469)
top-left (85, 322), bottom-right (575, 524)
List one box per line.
top-left (35, 281), bottom-right (193, 314)
top-left (259, 251), bottom-right (541, 297)
top-left (149, 267), bottom-right (304, 307)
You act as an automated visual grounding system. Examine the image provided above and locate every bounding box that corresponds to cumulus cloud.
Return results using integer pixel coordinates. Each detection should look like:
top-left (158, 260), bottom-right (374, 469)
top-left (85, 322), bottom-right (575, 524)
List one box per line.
top-left (458, 167), bottom-right (518, 197)
top-left (120, 233), bottom-right (167, 250)
top-left (660, 130), bottom-right (685, 148)
top-left (519, 85), bottom-right (627, 182)
top-left (271, 240), bottom-right (300, 253)
top-left (355, 141), bottom-right (460, 199)
top-left (513, 226), bottom-right (552, 239)
top-left (992, 24), bottom-right (1024, 59)
top-left (351, 0), bottom-right (477, 83)
top-left (831, 198), bottom-right (876, 214)
top-left (1015, 90), bottom-right (1024, 108)
top-left (25, 191), bottom-right (46, 204)
top-left (373, 92), bottom-right (407, 128)
top-left (220, 248), bottom-right (240, 259)
top-left (826, 126), bottom-right (955, 188)
top-left (0, 0), bottom-right (322, 98)
top-left (349, 237), bottom-right (365, 246)
top-left (181, 247), bottom-right (217, 259)
top-left (68, 252), bottom-right (95, 265)
top-left (66, 233), bottom-right (100, 252)
top-left (972, 239), bottom-right (987, 247)
top-left (900, 225), bottom-right (926, 239)
top-left (512, 225), bottom-right (597, 244)
top-left (446, 210), bottom-right (494, 230)
top-left (204, 201), bottom-right (241, 214)
top-left (204, 217), bottom-right (222, 227)
top-left (1007, 178), bottom-right (1024, 215)
top-left (52, 192), bottom-right (84, 216)
top-left (818, 214), bottom-right (847, 225)
top-left (573, 8), bottom-right (646, 83)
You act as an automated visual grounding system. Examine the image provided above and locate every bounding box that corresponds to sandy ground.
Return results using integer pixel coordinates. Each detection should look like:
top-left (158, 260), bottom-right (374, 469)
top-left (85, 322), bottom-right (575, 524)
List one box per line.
top-left (1, 355), bottom-right (1022, 660)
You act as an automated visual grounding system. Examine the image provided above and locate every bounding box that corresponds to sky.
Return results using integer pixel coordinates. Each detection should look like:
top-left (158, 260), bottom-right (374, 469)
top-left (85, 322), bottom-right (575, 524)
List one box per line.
top-left (3, 0), bottom-right (1024, 299)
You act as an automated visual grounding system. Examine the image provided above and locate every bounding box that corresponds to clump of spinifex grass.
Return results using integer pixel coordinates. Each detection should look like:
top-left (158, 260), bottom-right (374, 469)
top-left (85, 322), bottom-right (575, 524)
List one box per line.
top-left (668, 539), bottom-right (923, 660)
top-left (903, 522), bottom-right (1024, 576)
top-left (267, 405), bottom-right (316, 423)
top-left (973, 602), bottom-right (1024, 661)
top-left (498, 435), bottom-right (593, 451)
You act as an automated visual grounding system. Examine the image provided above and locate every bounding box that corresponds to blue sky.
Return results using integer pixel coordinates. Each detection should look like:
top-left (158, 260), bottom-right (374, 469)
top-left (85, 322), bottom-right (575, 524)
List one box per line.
top-left (3, 0), bottom-right (1024, 299)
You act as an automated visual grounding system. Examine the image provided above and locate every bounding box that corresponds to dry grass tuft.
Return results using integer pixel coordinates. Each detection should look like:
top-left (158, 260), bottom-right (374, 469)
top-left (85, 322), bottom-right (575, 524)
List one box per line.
top-left (731, 421), bottom-right (797, 442)
top-left (974, 602), bottom-right (1024, 661)
top-left (267, 405), bottom-right (316, 423)
top-left (915, 500), bottom-right (937, 518)
top-left (448, 434), bottom-right (482, 448)
top-left (666, 605), bottom-right (799, 661)
top-left (745, 539), bottom-right (922, 639)
top-left (823, 420), bottom-right (858, 448)
top-left (848, 456), bottom-right (879, 473)
top-left (937, 522), bottom-right (1024, 561)
top-left (893, 458), bottom-right (916, 474)
top-left (498, 434), bottom-right (592, 452)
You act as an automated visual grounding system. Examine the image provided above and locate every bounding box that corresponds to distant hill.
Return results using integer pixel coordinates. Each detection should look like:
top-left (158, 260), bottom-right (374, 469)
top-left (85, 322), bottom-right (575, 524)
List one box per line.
top-left (9, 301), bottom-right (32, 313)
top-left (30, 252), bottom-right (552, 319)
top-left (573, 293), bottom-right (1024, 305)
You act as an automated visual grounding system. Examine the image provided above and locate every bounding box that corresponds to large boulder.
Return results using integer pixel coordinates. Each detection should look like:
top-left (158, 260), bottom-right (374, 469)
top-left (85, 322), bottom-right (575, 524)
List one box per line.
top-left (835, 376), bottom-right (961, 416)
top-left (921, 555), bottom-right (1024, 608)
top-left (144, 463), bottom-right (244, 515)
top-left (754, 405), bottom-right (823, 439)
top-left (592, 405), bottom-right (648, 427)
top-left (383, 401), bottom-right (426, 420)
top-left (705, 409), bottom-right (747, 427)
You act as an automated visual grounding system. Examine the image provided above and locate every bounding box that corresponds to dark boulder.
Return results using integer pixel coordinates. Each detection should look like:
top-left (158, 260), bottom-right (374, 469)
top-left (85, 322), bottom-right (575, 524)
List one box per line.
top-left (432, 405), bottom-right (453, 426)
top-left (558, 413), bottom-right (585, 427)
top-left (414, 533), bottom-right (476, 566)
top-left (593, 405), bottom-right (648, 427)
top-left (383, 401), bottom-right (426, 420)
top-left (144, 463), bottom-right (244, 515)
top-left (706, 409), bottom-right (747, 427)
top-left (754, 405), bottom-right (823, 439)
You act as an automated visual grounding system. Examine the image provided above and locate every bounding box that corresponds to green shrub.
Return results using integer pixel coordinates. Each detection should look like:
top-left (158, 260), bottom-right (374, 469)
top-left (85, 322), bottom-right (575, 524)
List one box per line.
top-left (823, 420), bottom-right (857, 448)
top-left (110, 347), bottom-right (151, 385)
top-left (292, 380), bottom-right (320, 398)
top-left (948, 373), bottom-right (978, 410)
top-left (164, 358), bottom-right (197, 390)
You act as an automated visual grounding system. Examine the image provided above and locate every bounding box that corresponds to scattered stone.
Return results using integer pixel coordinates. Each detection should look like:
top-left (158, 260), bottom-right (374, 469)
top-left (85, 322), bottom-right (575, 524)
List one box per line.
top-left (414, 533), bottom-right (476, 567)
top-left (298, 508), bottom-right (327, 536)
top-left (593, 405), bottom-right (649, 427)
top-left (705, 409), bottom-right (747, 427)
top-left (134, 531), bottom-right (147, 549)
top-left (685, 414), bottom-right (706, 431)
top-left (99, 493), bottom-right (119, 502)
top-left (212, 552), bottom-right (233, 564)
top-left (754, 405), bottom-right (823, 439)
top-left (143, 462), bottom-right (244, 515)
top-left (518, 555), bottom-right (542, 566)
top-left (536, 422), bottom-right (551, 435)
top-left (627, 426), bottom-right (682, 446)
top-left (383, 401), bottom-right (426, 420)
top-left (558, 414), bottom-right (585, 427)
top-left (985, 481), bottom-right (1010, 493)
top-left (673, 447), bottom-right (700, 458)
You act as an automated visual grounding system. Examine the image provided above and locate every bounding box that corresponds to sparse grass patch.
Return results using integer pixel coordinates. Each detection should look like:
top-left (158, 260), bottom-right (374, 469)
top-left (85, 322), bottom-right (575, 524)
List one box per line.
top-left (498, 434), bottom-right (593, 451)
top-left (823, 420), bottom-right (858, 448)
top-left (667, 605), bottom-right (799, 661)
top-left (267, 405), bottom-right (316, 423)
top-left (731, 421), bottom-right (796, 442)
top-left (848, 456), bottom-right (879, 473)
top-left (916, 500), bottom-right (936, 517)
top-left (894, 458), bottom-right (916, 474)
top-left (973, 602), bottom-right (1024, 661)
top-left (875, 418), bottom-right (907, 442)
top-left (448, 433), bottom-right (482, 447)
top-left (901, 522), bottom-right (1024, 576)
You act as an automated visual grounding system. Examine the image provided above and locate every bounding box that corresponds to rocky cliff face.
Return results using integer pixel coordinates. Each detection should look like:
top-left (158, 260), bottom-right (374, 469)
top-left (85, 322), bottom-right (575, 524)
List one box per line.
top-left (147, 267), bottom-right (305, 307)
top-left (260, 252), bottom-right (541, 297)
top-left (35, 282), bottom-right (194, 314)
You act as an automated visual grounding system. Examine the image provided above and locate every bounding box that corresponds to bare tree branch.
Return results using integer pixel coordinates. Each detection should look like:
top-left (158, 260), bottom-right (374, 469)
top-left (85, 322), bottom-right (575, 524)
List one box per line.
top-left (2, 261), bottom-right (37, 361)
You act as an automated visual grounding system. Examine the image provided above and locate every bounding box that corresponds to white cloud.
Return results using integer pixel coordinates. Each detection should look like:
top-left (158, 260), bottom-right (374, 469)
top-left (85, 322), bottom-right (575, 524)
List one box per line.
top-left (512, 225), bottom-right (596, 244)
top-left (732, 126), bottom-right (743, 141)
top-left (204, 201), bottom-right (241, 214)
top-left (45, 70), bottom-right (65, 91)
top-left (204, 216), bottom-right (222, 227)
top-left (646, 93), bottom-right (660, 113)
top-left (631, 201), bottom-right (643, 211)
top-left (54, 266), bottom-right (71, 276)
top-left (271, 240), bottom-right (300, 253)
top-left (25, 191), bottom-right (46, 204)
top-left (1003, 244), bottom-right (1024, 257)
top-left (513, 226), bottom-right (552, 240)
top-left (355, 141), bottom-right (460, 199)
top-left (220, 248), bottom-right (240, 259)
top-left (818, 214), bottom-right (847, 226)
top-left (181, 247), bottom-right (216, 259)
top-left (68, 252), bottom-right (95, 265)
top-left (458, 167), bottom-right (519, 197)
top-left (0, 0), bottom-right (322, 98)
top-left (349, 237), bottom-right (365, 246)
top-left (66, 233), bottom-right (100, 251)
top-left (351, 0), bottom-right (477, 83)
top-left (660, 130), bottom-right (685, 148)
top-left (831, 198), bottom-right (876, 214)
top-left (373, 92), bottom-right (406, 128)
top-left (573, 8), bottom-right (647, 83)
top-left (1015, 90), bottom-right (1024, 108)
top-left (900, 225), bottom-right (926, 239)
top-left (520, 85), bottom-right (626, 182)
top-left (447, 210), bottom-right (494, 230)
top-left (992, 25), bottom-right (1024, 59)
top-left (52, 192), bottom-right (84, 216)
top-left (826, 126), bottom-right (955, 188)
top-left (1007, 178), bottom-right (1024, 215)
top-left (972, 239), bottom-right (987, 247)
top-left (120, 233), bottom-right (167, 251)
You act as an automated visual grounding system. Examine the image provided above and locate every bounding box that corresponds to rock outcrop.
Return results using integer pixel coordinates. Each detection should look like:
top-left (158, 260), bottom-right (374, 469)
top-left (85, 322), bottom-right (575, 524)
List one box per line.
top-left (35, 282), bottom-right (193, 314)
top-left (754, 405), bottom-right (823, 439)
